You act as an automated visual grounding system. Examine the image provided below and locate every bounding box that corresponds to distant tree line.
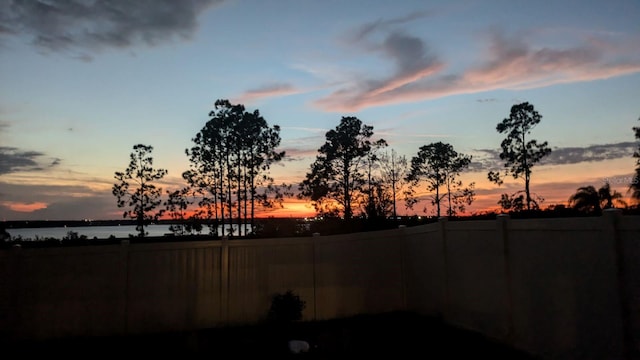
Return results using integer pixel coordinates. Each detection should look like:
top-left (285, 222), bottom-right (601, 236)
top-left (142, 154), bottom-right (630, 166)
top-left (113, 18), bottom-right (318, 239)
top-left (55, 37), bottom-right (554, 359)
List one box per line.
top-left (112, 101), bottom-right (640, 238)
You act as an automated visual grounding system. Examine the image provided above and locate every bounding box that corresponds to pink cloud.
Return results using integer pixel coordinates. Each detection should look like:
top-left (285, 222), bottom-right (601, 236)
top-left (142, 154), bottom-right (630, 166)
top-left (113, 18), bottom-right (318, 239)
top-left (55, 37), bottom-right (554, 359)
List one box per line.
top-left (314, 31), bottom-right (640, 112)
top-left (1, 201), bottom-right (48, 212)
top-left (234, 83), bottom-right (301, 104)
top-left (315, 30), bottom-right (444, 112)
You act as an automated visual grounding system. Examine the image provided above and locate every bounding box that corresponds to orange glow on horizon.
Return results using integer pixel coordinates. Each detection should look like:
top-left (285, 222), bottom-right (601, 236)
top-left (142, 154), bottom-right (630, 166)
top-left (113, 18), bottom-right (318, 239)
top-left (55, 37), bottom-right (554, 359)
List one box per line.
top-left (152, 165), bottom-right (637, 221)
top-left (257, 201), bottom-right (317, 218)
top-left (158, 200), bottom-right (318, 220)
top-left (153, 188), bottom-right (637, 220)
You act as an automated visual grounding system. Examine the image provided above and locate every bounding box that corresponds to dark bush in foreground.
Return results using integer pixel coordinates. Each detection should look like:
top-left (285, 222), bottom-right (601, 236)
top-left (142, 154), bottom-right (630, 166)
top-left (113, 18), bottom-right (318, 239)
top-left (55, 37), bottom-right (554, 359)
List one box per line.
top-left (268, 290), bottom-right (306, 323)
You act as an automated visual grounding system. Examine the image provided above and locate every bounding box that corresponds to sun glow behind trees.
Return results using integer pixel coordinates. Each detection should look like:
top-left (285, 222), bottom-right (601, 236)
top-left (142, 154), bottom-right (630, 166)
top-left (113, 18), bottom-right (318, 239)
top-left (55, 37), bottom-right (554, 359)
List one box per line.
top-left (127, 102), bottom-right (640, 226)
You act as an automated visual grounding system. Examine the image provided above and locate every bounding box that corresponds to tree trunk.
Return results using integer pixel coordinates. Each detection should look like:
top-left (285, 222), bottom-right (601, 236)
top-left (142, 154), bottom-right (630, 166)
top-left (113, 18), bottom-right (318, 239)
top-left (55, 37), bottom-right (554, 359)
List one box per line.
top-left (435, 185), bottom-right (441, 217)
top-left (522, 131), bottom-right (531, 211)
top-left (447, 177), bottom-right (452, 217)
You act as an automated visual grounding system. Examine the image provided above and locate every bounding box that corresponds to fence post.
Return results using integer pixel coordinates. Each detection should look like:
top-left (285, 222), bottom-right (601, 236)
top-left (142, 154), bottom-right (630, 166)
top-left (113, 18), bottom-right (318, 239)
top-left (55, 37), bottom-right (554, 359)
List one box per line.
top-left (497, 214), bottom-right (514, 342)
top-left (398, 224), bottom-right (408, 311)
top-left (5, 244), bottom-right (23, 340)
top-left (312, 232), bottom-right (320, 321)
top-left (603, 209), bottom-right (633, 359)
top-left (220, 236), bottom-right (230, 324)
top-left (120, 239), bottom-right (129, 335)
top-left (438, 217), bottom-right (450, 319)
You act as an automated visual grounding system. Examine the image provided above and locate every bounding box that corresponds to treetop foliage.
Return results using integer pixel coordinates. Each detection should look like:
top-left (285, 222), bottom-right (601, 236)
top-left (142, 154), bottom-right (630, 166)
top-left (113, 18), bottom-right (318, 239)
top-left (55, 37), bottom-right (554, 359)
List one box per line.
top-left (630, 117), bottom-right (640, 202)
top-left (405, 141), bottom-right (474, 217)
top-left (299, 116), bottom-right (387, 220)
top-left (568, 182), bottom-right (626, 215)
top-left (489, 102), bottom-right (551, 211)
top-left (181, 99), bottom-right (286, 237)
top-left (495, 102), bottom-right (550, 179)
top-left (112, 144), bottom-right (167, 237)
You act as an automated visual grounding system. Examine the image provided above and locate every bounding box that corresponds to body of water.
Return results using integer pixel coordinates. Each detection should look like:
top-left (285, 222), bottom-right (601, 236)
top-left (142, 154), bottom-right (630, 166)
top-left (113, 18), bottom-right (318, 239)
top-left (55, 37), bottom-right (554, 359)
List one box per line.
top-left (6, 224), bottom-right (253, 240)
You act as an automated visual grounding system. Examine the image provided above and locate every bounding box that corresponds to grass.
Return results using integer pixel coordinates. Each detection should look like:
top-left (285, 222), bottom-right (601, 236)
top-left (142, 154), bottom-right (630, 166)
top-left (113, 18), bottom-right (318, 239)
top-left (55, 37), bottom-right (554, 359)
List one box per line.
top-left (5, 311), bottom-right (537, 358)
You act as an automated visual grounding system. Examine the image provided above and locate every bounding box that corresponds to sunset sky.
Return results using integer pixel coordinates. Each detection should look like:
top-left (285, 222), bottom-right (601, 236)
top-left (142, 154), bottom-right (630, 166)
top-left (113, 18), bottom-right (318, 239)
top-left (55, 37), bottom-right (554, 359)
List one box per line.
top-left (1, 0), bottom-right (639, 221)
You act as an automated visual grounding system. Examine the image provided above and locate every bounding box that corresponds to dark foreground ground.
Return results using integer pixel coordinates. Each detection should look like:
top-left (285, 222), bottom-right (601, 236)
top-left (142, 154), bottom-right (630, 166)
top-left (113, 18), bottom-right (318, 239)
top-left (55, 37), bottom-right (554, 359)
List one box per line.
top-left (5, 312), bottom-right (537, 359)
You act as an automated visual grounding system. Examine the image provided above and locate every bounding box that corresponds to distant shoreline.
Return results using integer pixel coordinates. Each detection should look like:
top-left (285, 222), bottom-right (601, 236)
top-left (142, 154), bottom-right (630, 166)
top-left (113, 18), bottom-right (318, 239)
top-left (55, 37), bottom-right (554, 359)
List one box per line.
top-left (2, 219), bottom-right (143, 229)
top-left (1, 218), bottom-right (309, 229)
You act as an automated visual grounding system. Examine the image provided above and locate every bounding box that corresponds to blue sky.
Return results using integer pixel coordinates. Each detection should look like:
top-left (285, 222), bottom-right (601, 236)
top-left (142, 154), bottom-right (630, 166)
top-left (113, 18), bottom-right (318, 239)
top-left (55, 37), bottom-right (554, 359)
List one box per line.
top-left (1, 0), bottom-right (639, 220)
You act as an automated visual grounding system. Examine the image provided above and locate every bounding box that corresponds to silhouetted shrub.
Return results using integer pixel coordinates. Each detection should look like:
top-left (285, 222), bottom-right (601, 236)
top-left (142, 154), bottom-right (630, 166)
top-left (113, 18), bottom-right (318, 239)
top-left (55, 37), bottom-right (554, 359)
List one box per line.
top-left (268, 290), bottom-right (306, 323)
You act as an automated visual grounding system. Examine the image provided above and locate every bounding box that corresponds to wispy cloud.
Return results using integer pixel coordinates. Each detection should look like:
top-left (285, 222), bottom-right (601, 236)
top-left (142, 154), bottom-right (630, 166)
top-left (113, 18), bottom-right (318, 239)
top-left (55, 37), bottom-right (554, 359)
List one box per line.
top-left (346, 10), bottom-right (432, 43)
top-left (543, 142), bottom-right (637, 165)
top-left (462, 31), bottom-right (634, 90)
top-left (0, 120), bottom-right (63, 175)
top-left (0, 0), bottom-right (222, 54)
top-left (316, 28), bottom-right (444, 111)
top-left (0, 146), bottom-right (47, 175)
top-left (280, 126), bottom-right (328, 133)
top-left (234, 83), bottom-right (302, 103)
top-left (386, 132), bottom-right (453, 139)
top-left (278, 147), bottom-right (320, 162)
top-left (277, 132), bottom-right (330, 162)
top-left (469, 141), bottom-right (636, 172)
top-left (315, 25), bottom-right (640, 112)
